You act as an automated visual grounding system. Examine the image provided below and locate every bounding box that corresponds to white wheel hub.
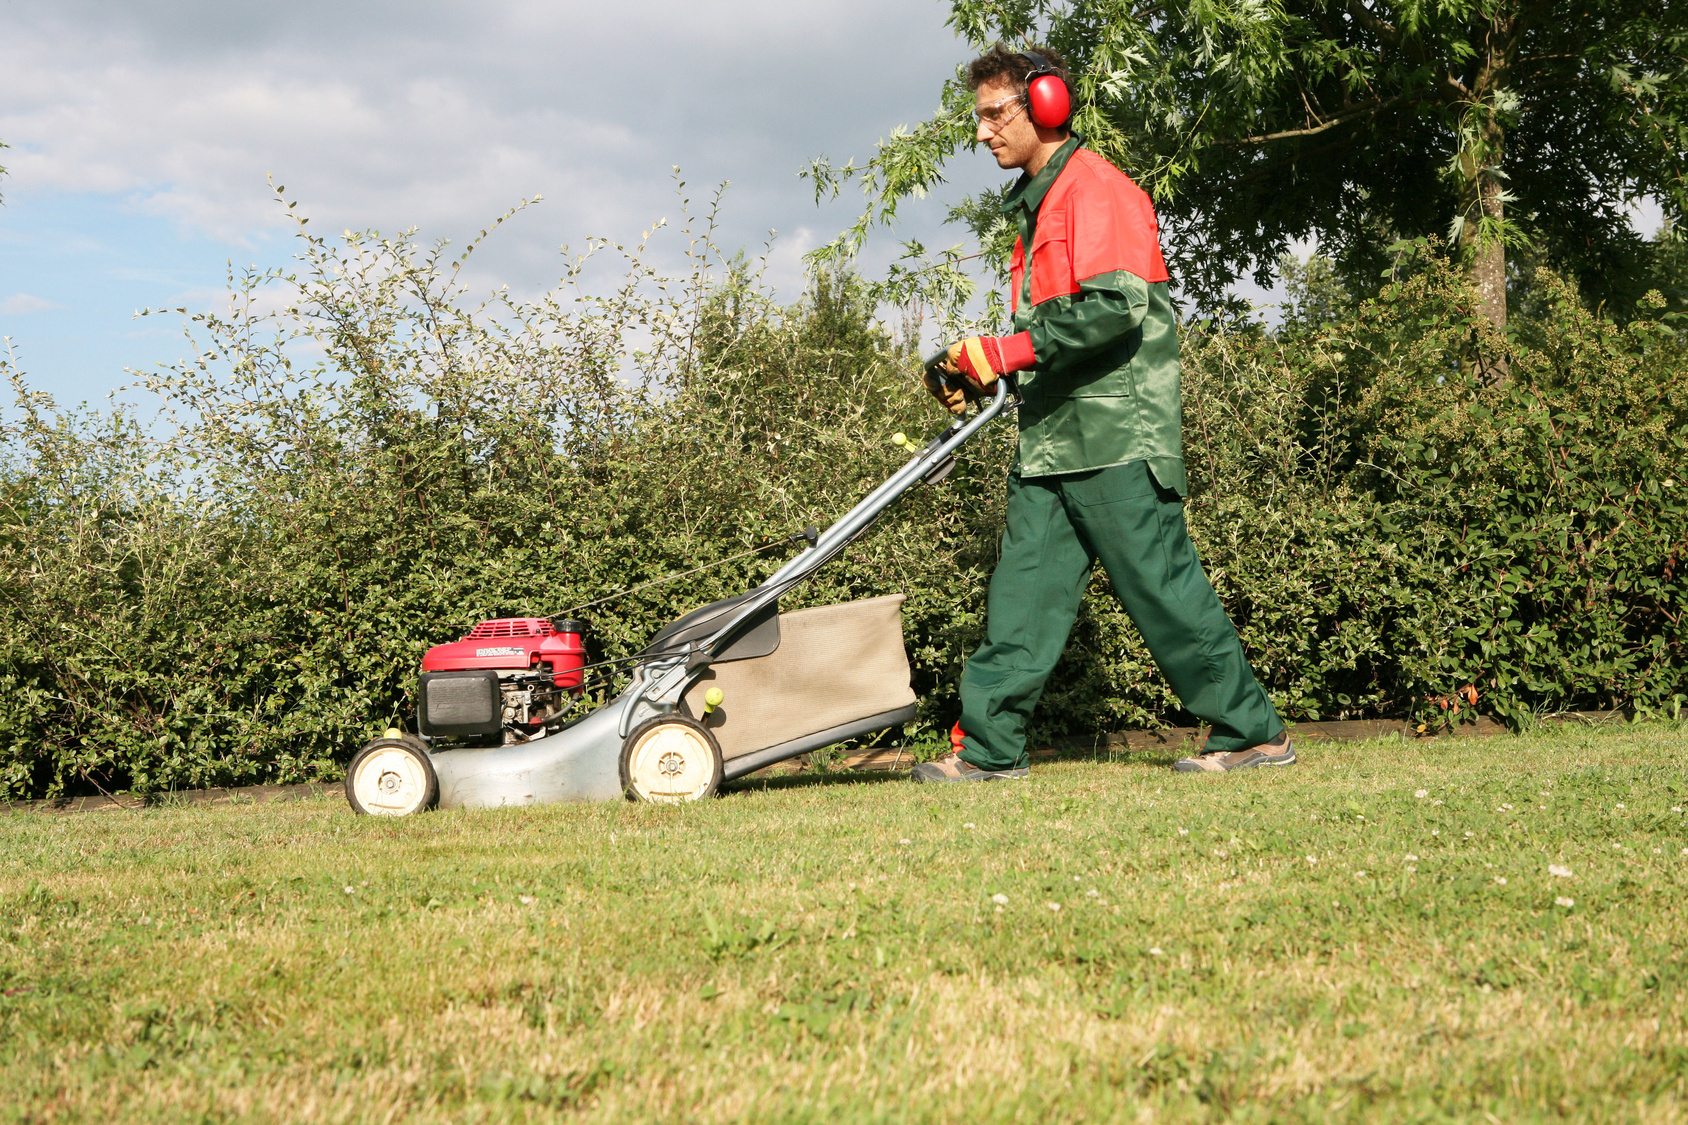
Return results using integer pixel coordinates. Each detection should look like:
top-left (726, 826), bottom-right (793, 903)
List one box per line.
top-left (351, 746), bottom-right (431, 815)
top-left (626, 723), bottom-right (715, 802)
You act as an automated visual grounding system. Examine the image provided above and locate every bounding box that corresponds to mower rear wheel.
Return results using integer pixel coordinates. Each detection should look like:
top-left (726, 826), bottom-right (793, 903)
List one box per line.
top-left (620, 715), bottom-right (723, 803)
top-left (345, 736), bottom-right (438, 816)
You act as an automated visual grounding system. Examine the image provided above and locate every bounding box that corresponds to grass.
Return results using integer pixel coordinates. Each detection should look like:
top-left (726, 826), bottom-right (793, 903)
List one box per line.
top-left (2, 721), bottom-right (1686, 1123)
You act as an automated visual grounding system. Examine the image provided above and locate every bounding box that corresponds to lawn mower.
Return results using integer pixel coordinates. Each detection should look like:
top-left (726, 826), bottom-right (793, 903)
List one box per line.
top-left (343, 378), bottom-right (1011, 815)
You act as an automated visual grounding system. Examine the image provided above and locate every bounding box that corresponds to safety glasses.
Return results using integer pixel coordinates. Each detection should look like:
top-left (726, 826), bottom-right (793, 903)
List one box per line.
top-left (973, 93), bottom-right (1027, 132)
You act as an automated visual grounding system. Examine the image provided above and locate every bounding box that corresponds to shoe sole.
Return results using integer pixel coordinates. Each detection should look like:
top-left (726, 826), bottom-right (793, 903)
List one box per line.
top-left (1172, 747), bottom-right (1297, 773)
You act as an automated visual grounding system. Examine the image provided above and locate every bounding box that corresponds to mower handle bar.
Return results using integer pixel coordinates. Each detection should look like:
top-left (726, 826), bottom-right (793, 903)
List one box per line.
top-left (758, 378), bottom-right (1012, 591)
top-left (613, 379), bottom-right (1012, 737)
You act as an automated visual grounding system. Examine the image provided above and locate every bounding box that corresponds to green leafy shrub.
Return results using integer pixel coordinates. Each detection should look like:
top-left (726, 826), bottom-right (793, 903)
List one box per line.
top-left (0, 216), bottom-right (1681, 799)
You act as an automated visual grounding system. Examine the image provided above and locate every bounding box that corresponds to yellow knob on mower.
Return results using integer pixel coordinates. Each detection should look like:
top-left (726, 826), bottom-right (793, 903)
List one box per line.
top-left (703, 688), bottom-right (725, 715)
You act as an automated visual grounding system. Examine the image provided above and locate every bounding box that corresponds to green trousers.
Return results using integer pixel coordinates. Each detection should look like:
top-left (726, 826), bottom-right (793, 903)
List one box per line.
top-left (958, 460), bottom-right (1284, 771)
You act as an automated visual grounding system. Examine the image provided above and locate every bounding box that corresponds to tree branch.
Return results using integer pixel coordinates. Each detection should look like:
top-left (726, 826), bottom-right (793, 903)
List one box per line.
top-left (1219, 89), bottom-right (1432, 145)
top-left (1344, 0), bottom-right (1400, 46)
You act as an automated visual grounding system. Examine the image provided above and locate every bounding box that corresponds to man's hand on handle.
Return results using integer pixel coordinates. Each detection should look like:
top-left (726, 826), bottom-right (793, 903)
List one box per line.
top-left (946, 332), bottom-right (1035, 392)
top-left (923, 332), bottom-right (1035, 415)
top-left (922, 350), bottom-right (972, 415)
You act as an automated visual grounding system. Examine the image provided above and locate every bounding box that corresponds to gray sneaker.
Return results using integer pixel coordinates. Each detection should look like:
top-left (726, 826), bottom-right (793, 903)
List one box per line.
top-left (1173, 732), bottom-right (1296, 773)
top-left (910, 751), bottom-right (1030, 783)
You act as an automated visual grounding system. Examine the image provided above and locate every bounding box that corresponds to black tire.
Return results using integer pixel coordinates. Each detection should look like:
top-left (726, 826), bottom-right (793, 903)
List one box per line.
top-left (619, 714), bottom-right (724, 803)
top-left (345, 736), bottom-right (439, 816)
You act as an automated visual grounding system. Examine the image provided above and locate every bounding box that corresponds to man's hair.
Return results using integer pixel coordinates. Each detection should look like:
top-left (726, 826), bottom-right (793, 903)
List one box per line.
top-left (966, 42), bottom-right (1073, 98)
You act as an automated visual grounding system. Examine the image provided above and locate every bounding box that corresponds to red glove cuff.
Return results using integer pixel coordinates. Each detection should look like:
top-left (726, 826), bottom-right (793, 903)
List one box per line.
top-left (954, 332), bottom-right (1037, 387)
top-left (996, 331), bottom-right (1035, 373)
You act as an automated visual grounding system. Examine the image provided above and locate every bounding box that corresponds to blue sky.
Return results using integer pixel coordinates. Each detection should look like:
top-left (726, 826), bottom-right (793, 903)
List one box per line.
top-left (1, 1), bottom-right (1667, 410)
top-left (0, 0), bottom-right (995, 406)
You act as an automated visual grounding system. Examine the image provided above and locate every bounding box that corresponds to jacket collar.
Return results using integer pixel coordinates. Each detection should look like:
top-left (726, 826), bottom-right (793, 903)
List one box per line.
top-left (1000, 135), bottom-right (1083, 216)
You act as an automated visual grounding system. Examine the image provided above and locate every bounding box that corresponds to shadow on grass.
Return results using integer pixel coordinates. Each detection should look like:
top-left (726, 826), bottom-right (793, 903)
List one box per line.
top-left (723, 769), bottom-right (911, 795)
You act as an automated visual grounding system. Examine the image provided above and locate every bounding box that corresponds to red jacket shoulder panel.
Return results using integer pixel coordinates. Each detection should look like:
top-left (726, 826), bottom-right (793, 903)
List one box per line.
top-left (1009, 150), bottom-right (1170, 311)
top-left (1033, 148), bottom-right (1168, 297)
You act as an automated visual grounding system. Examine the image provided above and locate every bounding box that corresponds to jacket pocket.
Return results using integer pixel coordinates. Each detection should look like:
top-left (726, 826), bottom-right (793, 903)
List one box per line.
top-left (1029, 212), bottom-right (1076, 305)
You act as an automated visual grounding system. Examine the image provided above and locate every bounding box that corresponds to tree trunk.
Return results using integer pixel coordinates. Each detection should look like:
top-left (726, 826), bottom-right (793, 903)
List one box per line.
top-left (1466, 152), bottom-right (1507, 334)
top-left (1455, 15), bottom-right (1516, 380)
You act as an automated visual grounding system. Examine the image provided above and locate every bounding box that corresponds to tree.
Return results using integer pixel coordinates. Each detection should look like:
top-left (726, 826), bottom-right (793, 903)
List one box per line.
top-left (810, 1), bottom-right (1688, 331)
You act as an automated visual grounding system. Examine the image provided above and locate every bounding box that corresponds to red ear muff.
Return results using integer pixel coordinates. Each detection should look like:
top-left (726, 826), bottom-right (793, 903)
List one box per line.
top-left (1020, 50), bottom-right (1072, 129)
top-left (1027, 73), bottom-right (1071, 129)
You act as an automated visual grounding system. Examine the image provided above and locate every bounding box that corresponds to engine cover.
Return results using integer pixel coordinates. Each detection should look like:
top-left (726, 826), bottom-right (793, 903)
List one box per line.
top-left (418, 670), bottom-right (503, 738)
top-left (421, 617), bottom-right (586, 689)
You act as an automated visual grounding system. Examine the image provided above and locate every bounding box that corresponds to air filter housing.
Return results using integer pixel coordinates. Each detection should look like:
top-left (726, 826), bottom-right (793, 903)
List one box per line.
top-left (418, 669), bottom-right (502, 738)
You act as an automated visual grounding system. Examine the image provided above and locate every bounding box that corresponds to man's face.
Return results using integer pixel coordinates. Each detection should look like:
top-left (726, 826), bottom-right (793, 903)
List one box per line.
top-left (974, 78), bottom-right (1040, 170)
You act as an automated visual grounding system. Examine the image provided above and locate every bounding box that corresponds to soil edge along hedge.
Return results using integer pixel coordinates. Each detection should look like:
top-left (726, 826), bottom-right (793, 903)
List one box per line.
top-left (0, 211), bottom-right (1682, 799)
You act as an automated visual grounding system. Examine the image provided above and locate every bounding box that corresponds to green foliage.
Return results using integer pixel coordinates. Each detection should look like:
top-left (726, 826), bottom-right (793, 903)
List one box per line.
top-left (1178, 243), bottom-right (1688, 730)
top-left (0, 211), bottom-right (1682, 799)
top-left (811, 0), bottom-right (1688, 317)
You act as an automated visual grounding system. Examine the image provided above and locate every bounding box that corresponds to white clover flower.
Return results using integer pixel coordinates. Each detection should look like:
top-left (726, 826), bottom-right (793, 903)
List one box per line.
top-left (1148, 946), bottom-right (1164, 956)
top-left (1433, 800), bottom-right (1445, 806)
top-left (1494, 877), bottom-right (1508, 885)
top-left (1616, 803), bottom-right (1625, 809)
top-left (1046, 902), bottom-right (1062, 912)
top-left (1086, 888), bottom-right (1099, 897)
top-left (1178, 828), bottom-right (1189, 836)
top-left (1213, 848), bottom-right (1227, 857)
top-left (519, 895), bottom-right (536, 905)
top-left (1432, 829), bottom-right (1440, 836)
top-left (991, 893), bottom-right (1009, 905)
top-left (899, 838), bottom-right (911, 845)
top-left (1405, 866), bottom-right (1418, 873)
top-left (1306, 855), bottom-right (1318, 864)
top-left (344, 886), bottom-right (355, 895)
top-left (1549, 864), bottom-right (1573, 878)
top-left (964, 822), bottom-right (976, 829)
top-left (1673, 807), bottom-right (1683, 813)
top-left (1405, 854), bottom-right (1420, 862)
top-left (1415, 789), bottom-right (1429, 798)
top-left (1555, 896), bottom-right (1575, 908)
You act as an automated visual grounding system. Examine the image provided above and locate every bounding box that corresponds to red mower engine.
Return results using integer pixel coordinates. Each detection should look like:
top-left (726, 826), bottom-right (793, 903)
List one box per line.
top-left (416, 618), bottom-right (587, 745)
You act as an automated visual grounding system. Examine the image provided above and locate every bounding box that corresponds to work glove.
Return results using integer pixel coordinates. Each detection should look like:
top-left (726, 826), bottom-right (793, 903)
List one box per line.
top-left (922, 350), bottom-right (972, 415)
top-left (944, 332), bottom-right (1036, 393)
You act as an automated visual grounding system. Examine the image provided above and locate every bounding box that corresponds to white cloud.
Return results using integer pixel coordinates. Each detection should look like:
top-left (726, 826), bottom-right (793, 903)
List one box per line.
top-left (2, 294), bottom-right (65, 315)
top-left (0, 1), bottom-right (984, 287)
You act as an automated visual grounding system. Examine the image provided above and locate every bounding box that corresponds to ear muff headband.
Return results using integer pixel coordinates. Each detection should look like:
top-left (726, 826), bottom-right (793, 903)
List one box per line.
top-left (1020, 50), bottom-right (1072, 129)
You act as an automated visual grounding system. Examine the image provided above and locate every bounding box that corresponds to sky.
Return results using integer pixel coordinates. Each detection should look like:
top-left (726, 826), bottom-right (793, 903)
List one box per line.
top-left (0, 0), bottom-right (1003, 406)
top-left (1, 1), bottom-right (1668, 410)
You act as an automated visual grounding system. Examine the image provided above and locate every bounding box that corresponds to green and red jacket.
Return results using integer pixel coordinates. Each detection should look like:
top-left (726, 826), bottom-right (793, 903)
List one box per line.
top-left (1002, 136), bottom-right (1185, 492)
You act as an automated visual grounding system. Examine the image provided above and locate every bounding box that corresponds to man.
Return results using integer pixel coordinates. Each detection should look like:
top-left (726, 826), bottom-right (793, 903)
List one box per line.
top-left (911, 44), bottom-right (1294, 782)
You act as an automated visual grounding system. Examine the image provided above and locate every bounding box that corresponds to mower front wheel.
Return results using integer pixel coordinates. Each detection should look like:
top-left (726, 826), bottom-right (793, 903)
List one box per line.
top-left (345, 736), bottom-right (438, 816)
top-left (620, 715), bottom-right (723, 803)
